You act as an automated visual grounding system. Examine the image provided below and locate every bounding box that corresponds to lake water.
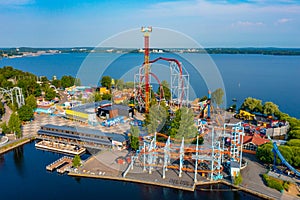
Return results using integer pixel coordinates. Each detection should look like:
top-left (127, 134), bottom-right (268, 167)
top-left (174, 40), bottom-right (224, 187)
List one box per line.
top-left (1, 53), bottom-right (299, 118)
top-left (1, 53), bottom-right (296, 199)
top-left (0, 142), bottom-right (262, 200)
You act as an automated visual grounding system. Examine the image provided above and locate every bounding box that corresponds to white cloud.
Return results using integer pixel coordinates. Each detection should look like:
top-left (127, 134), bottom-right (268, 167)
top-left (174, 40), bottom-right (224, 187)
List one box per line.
top-left (276, 18), bottom-right (293, 24)
top-left (232, 21), bottom-right (264, 27)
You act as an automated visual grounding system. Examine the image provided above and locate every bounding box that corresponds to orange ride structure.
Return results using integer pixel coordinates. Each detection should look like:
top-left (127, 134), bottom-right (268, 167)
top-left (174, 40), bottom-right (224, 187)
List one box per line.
top-left (123, 122), bottom-right (245, 183)
top-left (134, 27), bottom-right (189, 112)
top-left (141, 26), bottom-right (151, 113)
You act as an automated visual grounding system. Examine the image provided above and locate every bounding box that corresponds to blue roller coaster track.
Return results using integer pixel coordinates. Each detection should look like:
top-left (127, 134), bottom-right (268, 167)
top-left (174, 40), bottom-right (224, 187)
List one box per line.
top-left (272, 141), bottom-right (300, 177)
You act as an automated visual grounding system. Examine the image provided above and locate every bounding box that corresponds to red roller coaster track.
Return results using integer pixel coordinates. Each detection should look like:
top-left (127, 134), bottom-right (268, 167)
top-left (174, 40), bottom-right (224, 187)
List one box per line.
top-left (140, 56), bottom-right (186, 106)
top-left (137, 72), bottom-right (165, 102)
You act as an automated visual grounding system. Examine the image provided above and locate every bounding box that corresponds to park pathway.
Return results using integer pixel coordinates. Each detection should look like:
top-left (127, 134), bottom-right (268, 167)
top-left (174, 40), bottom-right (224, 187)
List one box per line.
top-left (2, 104), bottom-right (12, 123)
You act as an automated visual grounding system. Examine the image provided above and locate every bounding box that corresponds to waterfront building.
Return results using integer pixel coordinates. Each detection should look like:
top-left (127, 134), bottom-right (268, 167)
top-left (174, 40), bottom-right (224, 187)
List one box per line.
top-left (37, 124), bottom-right (128, 150)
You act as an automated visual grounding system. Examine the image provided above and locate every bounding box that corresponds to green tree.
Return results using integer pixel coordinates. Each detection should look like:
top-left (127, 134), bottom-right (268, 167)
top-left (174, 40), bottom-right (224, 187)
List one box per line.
top-left (240, 97), bottom-right (263, 112)
top-left (94, 92), bottom-right (102, 102)
top-left (18, 105), bottom-right (34, 121)
top-left (40, 76), bottom-right (48, 83)
top-left (146, 104), bottom-right (167, 134)
top-left (130, 125), bottom-right (140, 138)
top-left (263, 102), bottom-right (279, 116)
top-left (256, 142), bottom-right (274, 164)
top-left (158, 101), bottom-right (171, 134)
top-left (278, 145), bottom-right (293, 165)
top-left (157, 80), bottom-right (171, 101)
top-left (25, 95), bottom-right (37, 110)
top-left (45, 87), bottom-right (56, 101)
top-left (2, 80), bottom-right (14, 88)
top-left (286, 139), bottom-right (300, 147)
top-left (288, 129), bottom-right (300, 139)
top-left (61, 75), bottom-right (75, 88)
top-left (87, 92), bottom-right (102, 103)
top-left (102, 93), bottom-right (112, 100)
top-left (17, 78), bottom-right (42, 97)
top-left (72, 155), bottom-right (81, 168)
top-left (8, 112), bottom-right (22, 138)
top-left (100, 76), bottom-right (112, 89)
top-left (51, 79), bottom-right (61, 89)
top-left (211, 88), bottom-right (224, 107)
top-left (125, 81), bottom-right (134, 89)
top-left (130, 125), bottom-right (140, 151)
top-left (176, 107), bottom-right (198, 141)
top-left (199, 96), bottom-right (208, 102)
top-left (234, 172), bottom-right (243, 185)
top-left (291, 147), bottom-right (300, 167)
top-left (0, 102), bottom-right (5, 118)
top-left (169, 109), bottom-right (182, 138)
top-left (130, 135), bottom-right (139, 151)
top-left (293, 126), bottom-right (300, 130)
top-left (1, 122), bottom-right (10, 135)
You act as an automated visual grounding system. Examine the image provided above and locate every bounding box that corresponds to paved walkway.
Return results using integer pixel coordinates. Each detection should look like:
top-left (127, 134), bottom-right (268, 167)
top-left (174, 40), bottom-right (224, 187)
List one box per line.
top-left (22, 114), bottom-right (78, 137)
top-left (77, 150), bottom-right (197, 190)
top-left (240, 154), bottom-right (299, 200)
top-left (81, 150), bottom-right (129, 177)
top-left (2, 104), bottom-right (12, 123)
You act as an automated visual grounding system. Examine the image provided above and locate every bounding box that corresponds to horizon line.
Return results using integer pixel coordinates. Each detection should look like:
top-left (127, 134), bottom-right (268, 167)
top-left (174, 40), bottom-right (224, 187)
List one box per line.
top-left (1, 46), bottom-right (300, 49)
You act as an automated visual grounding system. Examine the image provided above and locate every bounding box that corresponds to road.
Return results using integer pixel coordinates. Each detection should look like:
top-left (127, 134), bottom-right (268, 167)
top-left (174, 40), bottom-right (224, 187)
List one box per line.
top-left (240, 154), bottom-right (298, 200)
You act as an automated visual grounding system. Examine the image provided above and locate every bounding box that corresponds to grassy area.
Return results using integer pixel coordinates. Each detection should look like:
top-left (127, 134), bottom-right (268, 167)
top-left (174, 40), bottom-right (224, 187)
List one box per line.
top-left (262, 174), bottom-right (290, 193)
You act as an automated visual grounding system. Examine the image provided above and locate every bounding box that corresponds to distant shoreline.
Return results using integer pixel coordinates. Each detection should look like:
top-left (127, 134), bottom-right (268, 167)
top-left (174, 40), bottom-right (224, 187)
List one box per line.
top-left (1, 47), bottom-right (300, 58)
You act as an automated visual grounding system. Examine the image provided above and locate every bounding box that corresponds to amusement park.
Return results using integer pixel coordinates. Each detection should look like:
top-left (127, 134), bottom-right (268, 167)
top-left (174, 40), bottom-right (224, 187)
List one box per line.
top-left (0, 27), bottom-right (299, 199)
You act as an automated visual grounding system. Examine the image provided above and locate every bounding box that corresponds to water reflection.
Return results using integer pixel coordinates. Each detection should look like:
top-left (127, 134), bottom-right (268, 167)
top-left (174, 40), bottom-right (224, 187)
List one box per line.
top-left (74, 177), bottom-right (81, 184)
top-left (0, 143), bottom-right (264, 200)
top-left (0, 155), bottom-right (4, 170)
top-left (13, 146), bottom-right (24, 177)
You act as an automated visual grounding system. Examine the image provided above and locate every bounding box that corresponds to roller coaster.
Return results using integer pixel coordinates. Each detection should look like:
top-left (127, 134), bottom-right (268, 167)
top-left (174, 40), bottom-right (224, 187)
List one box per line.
top-left (268, 136), bottom-right (300, 178)
top-left (124, 27), bottom-right (245, 182)
top-left (134, 27), bottom-right (189, 113)
top-left (123, 122), bottom-right (245, 183)
top-left (0, 87), bottom-right (25, 108)
top-left (134, 56), bottom-right (189, 111)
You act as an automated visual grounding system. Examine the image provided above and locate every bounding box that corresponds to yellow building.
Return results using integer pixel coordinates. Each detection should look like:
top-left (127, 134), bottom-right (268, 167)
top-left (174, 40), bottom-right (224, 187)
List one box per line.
top-left (99, 87), bottom-right (110, 95)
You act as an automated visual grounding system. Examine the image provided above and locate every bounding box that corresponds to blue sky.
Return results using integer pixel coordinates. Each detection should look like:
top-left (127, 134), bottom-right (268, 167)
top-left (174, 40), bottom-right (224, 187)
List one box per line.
top-left (0, 0), bottom-right (300, 47)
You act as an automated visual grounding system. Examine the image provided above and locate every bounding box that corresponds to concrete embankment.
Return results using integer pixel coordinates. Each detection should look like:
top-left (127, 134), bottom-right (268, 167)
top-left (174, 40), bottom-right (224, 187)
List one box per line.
top-left (0, 137), bottom-right (34, 155)
top-left (68, 172), bottom-right (273, 199)
top-left (218, 181), bottom-right (274, 200)
top-left (68, 172), bottom-right (195, 192)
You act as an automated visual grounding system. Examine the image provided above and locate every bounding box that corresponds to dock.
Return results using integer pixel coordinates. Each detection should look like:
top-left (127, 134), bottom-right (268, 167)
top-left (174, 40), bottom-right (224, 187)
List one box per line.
top-left (57, 162), bottom-right (73, 174)
top-left (46, 156), bottom-right (73, 173)
top-left (35, 140), bottom-right (86, 155)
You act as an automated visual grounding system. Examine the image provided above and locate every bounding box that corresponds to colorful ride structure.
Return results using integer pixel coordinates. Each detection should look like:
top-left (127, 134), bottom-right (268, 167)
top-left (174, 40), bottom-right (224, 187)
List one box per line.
top-left (0, 87), bottom-right (25, 108)
top-left (123, 122), bottom-right (245, 182)
top-left (222, 122), bottom-right (244, 168)
top-left (197, 91), bottom-right (211, 120)
top-left (134, 27), bottom-right (189, 112)
top-left (269, 136), bottom-right (300, 178)
top-left (235, 110), bottom-right (256, 121)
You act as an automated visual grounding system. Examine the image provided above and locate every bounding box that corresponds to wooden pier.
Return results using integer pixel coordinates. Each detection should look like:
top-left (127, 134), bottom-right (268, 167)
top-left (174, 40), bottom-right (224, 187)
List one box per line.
top-left (57, 162), bottom-right (73, 174)
top-left (46, 156), bottom-right (73, 173)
